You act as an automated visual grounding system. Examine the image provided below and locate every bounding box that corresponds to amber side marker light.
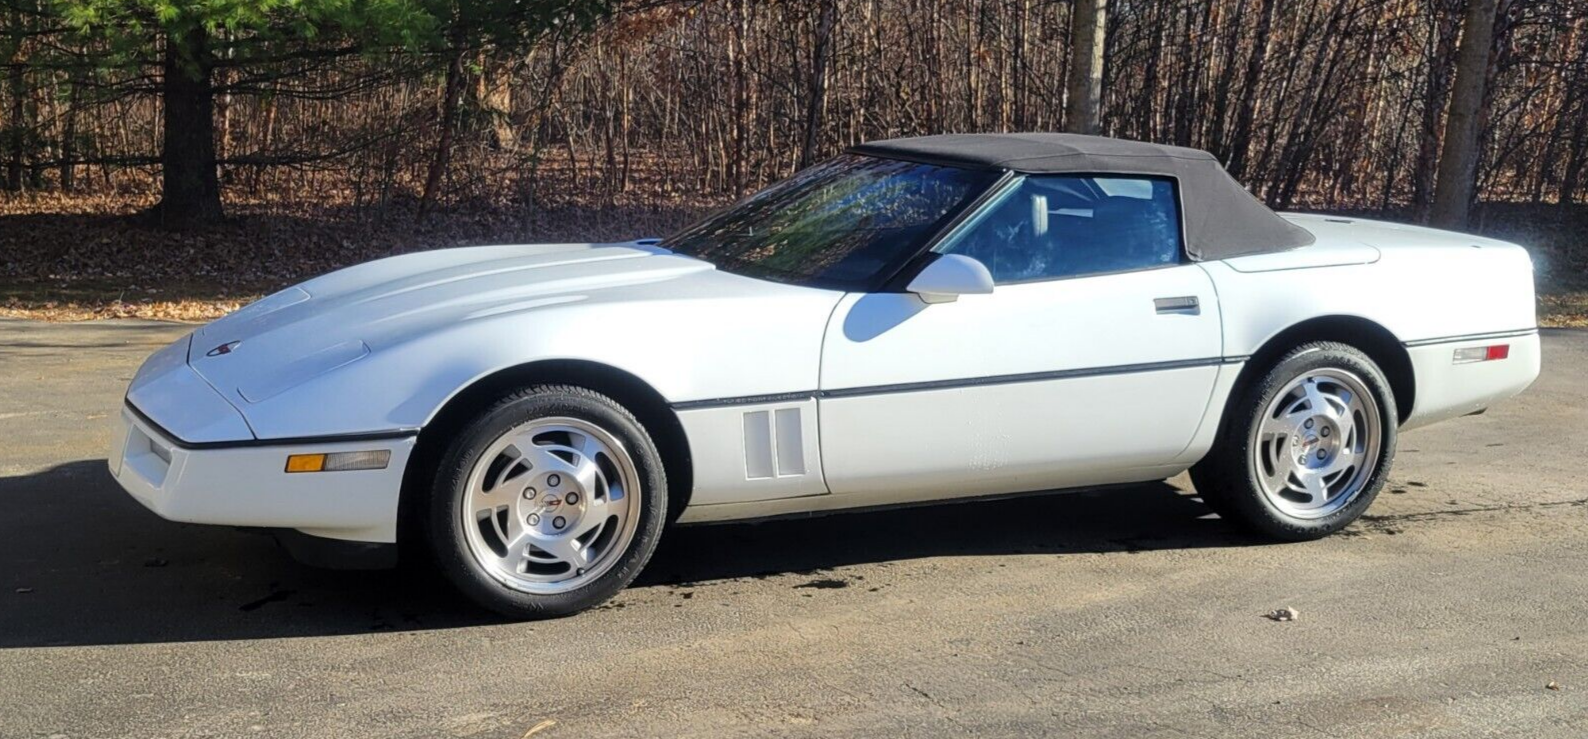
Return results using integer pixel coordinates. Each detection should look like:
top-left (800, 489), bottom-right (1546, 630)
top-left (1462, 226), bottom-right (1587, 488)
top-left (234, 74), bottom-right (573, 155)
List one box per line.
top-left (285, 450), bottom-right (391, 473)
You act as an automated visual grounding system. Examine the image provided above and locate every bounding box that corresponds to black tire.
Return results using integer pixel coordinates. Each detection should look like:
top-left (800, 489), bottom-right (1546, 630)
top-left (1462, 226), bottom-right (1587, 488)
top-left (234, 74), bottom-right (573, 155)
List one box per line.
top-left (424, 384), bottom-right (667, 619)
top-left (1190, 342), bottom-right (1397, 540)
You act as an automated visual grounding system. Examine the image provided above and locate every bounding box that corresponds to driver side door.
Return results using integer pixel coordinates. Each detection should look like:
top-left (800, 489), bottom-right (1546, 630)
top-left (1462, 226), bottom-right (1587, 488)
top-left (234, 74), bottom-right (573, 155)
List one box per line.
top-left (817, 174), bottom-right (1226, 502)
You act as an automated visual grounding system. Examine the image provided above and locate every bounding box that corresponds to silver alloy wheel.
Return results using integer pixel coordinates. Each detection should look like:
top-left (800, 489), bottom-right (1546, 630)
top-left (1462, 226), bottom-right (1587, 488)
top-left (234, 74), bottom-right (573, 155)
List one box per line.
top-left (1250, 368), bottom-right (1382, 519)
top-left (461, 416), bottom-right (641, 595)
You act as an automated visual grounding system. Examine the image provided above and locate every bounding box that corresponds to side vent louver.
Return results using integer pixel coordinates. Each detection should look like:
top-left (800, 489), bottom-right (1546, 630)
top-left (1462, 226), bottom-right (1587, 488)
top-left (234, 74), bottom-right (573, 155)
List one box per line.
top-left (743, 408), bottom-right (806, 479)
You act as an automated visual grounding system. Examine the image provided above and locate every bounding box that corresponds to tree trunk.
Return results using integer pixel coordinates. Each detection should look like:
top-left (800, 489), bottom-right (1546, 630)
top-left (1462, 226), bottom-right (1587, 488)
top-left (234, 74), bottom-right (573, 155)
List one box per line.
top-left (477, 50), bottom-right (517, 151)
top-left (419, 47), bottom-right (468, 221)
top-left (1412, 2), bottom-right (1460, 218)
top-left (1207, 0), bottom-right (1250, 162)
top-left (1430, 0), bottom-right (1498, 229)
top-left (61, 70), bottom-right (80, 192)
top-left (4, 54), bottom-right (25, 191)
top-left (1225, 0), bottom-right (1274, 178)
top-left (730, 0), bottom-right (750, 195)
top-left (156, 27), bottom-right (224, 227)
top-left (1063, 0), bottom-right (1106, 134)
top-left (1559, 101), bottom-right (1588, 204)
top-left (800, 0), bottom-right (838, 169)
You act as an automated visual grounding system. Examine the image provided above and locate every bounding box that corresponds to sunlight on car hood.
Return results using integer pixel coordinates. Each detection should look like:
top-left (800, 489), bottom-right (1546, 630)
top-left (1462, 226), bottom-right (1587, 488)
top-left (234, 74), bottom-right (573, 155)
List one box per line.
top-left (185, 241), bottom-right (713, 410)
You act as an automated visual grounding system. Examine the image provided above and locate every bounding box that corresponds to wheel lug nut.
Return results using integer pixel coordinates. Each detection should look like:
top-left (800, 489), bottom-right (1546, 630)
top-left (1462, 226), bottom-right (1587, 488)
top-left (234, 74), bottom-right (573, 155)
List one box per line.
top-left (1304, 419), bottom-right (1314, 429)
top-left (547, 474), bottom-right (561, 487)
top-left (1321, 427), bottom-right (1331, 437)
top-left (566, 492), bottom-right (580, 505)
top-left (527, 513), bottom-right (540, 525)
top-left (522, 487), bottom-right (536, 500)
top-left (1317, 449), bottom-right (1327, 460)
top-left (552, 516), bottom-right (566, 530)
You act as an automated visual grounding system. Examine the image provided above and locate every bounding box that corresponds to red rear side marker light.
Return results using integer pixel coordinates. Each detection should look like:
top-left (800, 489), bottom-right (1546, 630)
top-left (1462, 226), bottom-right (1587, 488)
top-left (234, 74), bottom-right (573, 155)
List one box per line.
top-left (1453, 344), bottom-right (1510, 364)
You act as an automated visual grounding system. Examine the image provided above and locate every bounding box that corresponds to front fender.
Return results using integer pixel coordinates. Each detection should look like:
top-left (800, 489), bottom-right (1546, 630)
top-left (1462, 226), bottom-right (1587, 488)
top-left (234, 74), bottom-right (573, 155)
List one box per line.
top-left (237, 292), bottom-right (839, 441)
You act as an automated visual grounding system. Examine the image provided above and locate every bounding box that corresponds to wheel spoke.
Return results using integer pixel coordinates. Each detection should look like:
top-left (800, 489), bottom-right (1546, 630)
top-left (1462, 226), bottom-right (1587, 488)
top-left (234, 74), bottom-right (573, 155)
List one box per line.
top-left (494, 444), bottom-right (526, 490)
top-left (1299, 470), bottom-right (1329, 507)
top-left (1265, 463), bottom-right (1294, 497)
top-left (473, 446), bottom-right (525, 502)
top-left (1321, 446), bottom-right (1356, 477)
top-left (1333, 413), bottom-right (1357, 450)
top-left (1259, 412), bottom-right (1296, 440)
top-left (571, 512), bottom-right (607, 544)
top-left (1303, 381), bottom-right (1343, 423)
top-left (528, 442), bottom-right (601, 493)
top-left (1260, 446), bottom-right (1294, 493)
top-left (497, 518), bottom-right (534, 573)
top-left (524, 442), bottom-right (577, 477)
top-left (584, 490), bottom-right (615, 523)
top-left (533, 531), bottom-right (591, 569)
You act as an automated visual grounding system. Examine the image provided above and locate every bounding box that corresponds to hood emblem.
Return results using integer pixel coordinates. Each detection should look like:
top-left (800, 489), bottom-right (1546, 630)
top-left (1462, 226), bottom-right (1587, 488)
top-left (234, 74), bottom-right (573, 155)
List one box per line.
top-left (206, 341), bottom-right (241, 357)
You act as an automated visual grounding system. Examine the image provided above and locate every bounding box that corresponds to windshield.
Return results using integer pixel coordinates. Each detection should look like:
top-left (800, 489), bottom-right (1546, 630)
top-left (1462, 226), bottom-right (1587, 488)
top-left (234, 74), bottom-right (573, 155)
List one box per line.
top-left (661, 154), bottom-right (1000, 290)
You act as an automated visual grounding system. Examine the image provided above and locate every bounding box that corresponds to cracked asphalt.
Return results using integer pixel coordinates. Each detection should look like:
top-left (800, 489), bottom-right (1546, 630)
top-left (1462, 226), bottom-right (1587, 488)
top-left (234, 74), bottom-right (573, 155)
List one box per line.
top-left (1, 318), bottom-right (1585, 738)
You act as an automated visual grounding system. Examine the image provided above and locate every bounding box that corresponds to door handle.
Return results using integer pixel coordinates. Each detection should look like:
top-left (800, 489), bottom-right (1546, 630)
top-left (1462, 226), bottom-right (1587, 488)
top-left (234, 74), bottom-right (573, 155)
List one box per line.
top-left (1154, 296), bottom-right (1200, 315)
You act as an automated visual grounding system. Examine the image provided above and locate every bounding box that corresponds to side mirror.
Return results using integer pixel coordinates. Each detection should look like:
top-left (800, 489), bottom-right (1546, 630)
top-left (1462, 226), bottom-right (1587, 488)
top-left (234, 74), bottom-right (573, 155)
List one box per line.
top-left (907, 254), bottom-right (994, 304)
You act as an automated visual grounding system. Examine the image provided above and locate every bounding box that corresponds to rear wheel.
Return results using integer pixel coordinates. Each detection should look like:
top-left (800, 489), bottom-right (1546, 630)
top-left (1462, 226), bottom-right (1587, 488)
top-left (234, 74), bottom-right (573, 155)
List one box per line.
top-left (425, 385), bottom-right (667, 618)
top-left (1191, 342), bottom-right (1397, 540)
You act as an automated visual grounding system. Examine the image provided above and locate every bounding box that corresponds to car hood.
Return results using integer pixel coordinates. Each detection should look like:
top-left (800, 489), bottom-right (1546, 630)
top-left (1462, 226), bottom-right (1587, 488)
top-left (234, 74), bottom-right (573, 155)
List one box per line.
top-left (188, 241), bottom-right (719, 406)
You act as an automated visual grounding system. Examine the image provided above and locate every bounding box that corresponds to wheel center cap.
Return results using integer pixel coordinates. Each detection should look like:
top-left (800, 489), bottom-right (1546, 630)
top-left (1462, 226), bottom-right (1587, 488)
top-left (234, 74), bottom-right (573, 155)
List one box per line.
top-left (1294, 432), bottom-right (1327, 465)
top-left (541, 494), bottom-right (563, 510)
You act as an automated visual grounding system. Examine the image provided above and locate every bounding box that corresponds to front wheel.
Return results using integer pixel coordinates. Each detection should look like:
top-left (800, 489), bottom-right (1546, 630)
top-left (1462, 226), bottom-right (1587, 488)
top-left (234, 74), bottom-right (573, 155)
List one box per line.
top-left (1191, 342), bottom-right (1397, 540)
top-left (425, 385), bottom-right (667, 619)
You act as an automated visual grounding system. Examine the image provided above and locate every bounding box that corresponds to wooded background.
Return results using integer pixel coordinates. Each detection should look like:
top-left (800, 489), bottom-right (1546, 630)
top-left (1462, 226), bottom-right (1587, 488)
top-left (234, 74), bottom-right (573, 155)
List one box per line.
top-left (2, 0), bottom-right (1586, 320)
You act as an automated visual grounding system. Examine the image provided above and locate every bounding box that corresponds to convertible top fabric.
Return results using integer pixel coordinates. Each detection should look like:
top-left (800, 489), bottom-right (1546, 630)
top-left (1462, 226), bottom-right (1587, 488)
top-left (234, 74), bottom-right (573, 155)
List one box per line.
top-left (849, 133), bottom-right (1315, 260)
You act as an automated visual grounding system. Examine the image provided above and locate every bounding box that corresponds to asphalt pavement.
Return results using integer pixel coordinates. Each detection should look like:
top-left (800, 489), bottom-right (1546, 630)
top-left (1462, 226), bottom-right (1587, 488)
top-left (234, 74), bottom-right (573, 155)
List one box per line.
top-left (1, 318), bottom-right (1584, 738)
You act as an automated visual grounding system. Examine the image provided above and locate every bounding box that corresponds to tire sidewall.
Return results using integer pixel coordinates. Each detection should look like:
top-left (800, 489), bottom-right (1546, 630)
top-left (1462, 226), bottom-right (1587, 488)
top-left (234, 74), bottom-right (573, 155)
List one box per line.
top-left (426, 388), bottom-right (667, 619)
top-left (1231, 343), bottom-right (1398, 539)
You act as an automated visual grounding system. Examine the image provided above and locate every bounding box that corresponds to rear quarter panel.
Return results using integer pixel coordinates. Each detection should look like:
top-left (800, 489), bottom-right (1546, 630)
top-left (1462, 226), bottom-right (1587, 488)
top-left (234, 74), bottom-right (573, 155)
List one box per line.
top-left (1206, 215), bottom-right (1539, 429)
top-left (1211, 217), bottom-right (1536, 352)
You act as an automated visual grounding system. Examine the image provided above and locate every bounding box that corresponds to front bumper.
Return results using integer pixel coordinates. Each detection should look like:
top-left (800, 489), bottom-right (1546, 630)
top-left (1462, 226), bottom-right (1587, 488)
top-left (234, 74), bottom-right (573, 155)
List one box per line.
top-left (109, 404), bottom-right (415, 543)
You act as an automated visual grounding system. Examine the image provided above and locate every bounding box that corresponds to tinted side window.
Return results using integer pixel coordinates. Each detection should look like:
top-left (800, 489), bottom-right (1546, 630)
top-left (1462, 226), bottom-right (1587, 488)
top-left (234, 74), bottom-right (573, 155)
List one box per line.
top-left (935, 175), bottom-right (1182, 283)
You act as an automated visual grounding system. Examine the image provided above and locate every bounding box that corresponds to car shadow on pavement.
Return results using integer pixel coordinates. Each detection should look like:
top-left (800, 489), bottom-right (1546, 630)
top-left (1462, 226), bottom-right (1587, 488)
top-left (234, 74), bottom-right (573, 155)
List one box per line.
top-left (0, 459), bottom-right (1261, 648)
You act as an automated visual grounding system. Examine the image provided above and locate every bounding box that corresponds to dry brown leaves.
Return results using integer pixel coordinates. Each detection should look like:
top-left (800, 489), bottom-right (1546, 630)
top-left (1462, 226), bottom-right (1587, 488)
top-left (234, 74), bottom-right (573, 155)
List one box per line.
top-left (3, 190), bottom-right (1586, 326)
top-left (2, 188), bottom-right (713, 323)
top-left (0, 295), bottom-right (249, 323)
top-left (1539, 293), bottom-right (1588, 328)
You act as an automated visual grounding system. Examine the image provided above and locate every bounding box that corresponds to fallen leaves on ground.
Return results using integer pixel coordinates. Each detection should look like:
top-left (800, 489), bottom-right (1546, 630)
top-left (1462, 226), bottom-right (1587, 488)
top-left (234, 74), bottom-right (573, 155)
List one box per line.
top-left (2, 189), bottom-right (714, 323)
top-left (1, 295), bottom-right (251, 322)
top-left (1539, 292), bottom-right (1588, 328)
top-left (3, 192), bottom-right (1586, 325)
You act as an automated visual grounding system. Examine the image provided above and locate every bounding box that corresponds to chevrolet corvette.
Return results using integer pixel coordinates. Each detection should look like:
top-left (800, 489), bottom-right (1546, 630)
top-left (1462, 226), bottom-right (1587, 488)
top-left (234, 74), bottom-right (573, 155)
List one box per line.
top-left (111, 134), bottom-right (1541, 618)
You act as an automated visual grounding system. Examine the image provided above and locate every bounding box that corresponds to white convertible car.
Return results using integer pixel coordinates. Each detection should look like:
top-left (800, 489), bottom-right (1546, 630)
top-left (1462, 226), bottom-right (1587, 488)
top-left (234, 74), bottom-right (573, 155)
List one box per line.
top-left (111, 134), bottom-right (1540, 618)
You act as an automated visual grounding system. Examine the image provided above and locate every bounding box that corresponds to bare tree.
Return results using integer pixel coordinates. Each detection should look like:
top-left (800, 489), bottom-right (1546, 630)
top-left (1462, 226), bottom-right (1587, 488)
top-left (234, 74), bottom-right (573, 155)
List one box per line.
top-left (1063, 0), bottom-right (1105, 135)
top-left (1430, 0), bottom-right (1499, 228)
top-left (6, 0), bottom-right (1588, 219)
top-left (800, 0), bottom-right (838, 169)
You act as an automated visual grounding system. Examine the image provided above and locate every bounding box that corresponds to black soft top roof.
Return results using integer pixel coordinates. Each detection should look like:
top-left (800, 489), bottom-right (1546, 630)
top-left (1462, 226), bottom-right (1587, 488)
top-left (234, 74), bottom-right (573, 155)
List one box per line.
top-left (850, 133), bottom-right (1315, 260)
